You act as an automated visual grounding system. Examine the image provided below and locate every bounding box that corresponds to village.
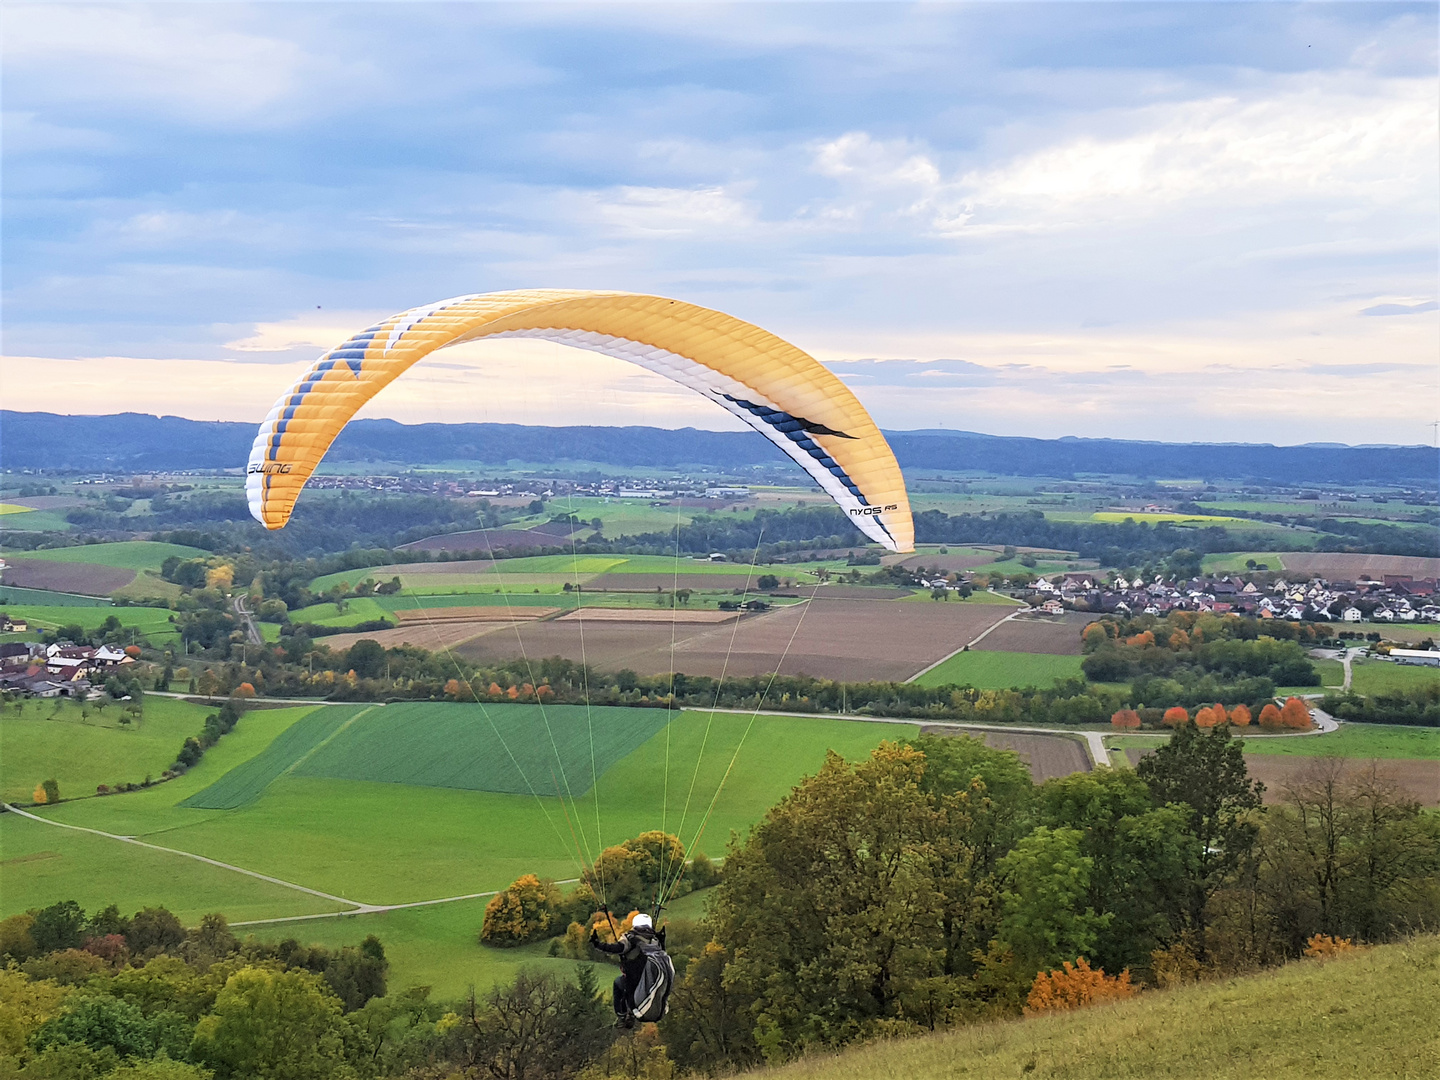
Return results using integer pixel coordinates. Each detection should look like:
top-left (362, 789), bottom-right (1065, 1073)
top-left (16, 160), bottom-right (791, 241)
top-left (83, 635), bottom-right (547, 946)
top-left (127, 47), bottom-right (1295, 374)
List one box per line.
top-left (0, 631), bottom-right (138, 700)
top-left (1016, 570), bottom-right (1440, 627)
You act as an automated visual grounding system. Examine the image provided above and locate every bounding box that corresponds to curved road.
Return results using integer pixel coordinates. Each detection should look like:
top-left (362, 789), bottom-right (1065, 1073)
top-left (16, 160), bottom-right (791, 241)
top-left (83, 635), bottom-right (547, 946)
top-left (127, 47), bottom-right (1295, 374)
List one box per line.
top-left (232, 595), bottom-right (263, 646)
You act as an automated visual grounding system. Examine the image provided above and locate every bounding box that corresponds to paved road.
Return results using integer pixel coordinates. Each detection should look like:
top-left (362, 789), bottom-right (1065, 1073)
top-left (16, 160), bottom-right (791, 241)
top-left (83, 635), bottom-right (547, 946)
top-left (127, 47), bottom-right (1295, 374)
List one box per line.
top-left (232, 595), bottom-right (263, 646)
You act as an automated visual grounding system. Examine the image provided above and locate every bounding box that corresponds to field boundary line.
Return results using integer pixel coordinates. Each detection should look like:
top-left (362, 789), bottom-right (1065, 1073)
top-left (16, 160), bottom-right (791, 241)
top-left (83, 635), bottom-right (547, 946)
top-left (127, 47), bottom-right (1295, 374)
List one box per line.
top-left (905, 606), bottom-right (1024, 683)
top-left (1, 802), bottom-right (366, 911)
top-left (281, 704), bottom-right (381, 778)
top-left (228, 878), bottom-right (582, 928)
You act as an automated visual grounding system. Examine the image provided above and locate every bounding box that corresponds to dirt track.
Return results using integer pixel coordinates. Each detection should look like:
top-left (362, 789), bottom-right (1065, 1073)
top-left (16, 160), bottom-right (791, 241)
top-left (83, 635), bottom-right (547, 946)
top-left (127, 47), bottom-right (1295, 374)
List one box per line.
top-left (920, 727), bottom-right (1092, 782)
top-left (457, 597), bottom-right (1012, 681)
top-left (0, 558), bottom-right (135, 595)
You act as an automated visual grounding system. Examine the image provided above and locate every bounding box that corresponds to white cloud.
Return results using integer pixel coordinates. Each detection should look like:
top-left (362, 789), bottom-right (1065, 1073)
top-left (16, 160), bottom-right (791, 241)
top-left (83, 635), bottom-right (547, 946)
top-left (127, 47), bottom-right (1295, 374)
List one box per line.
top-left (2, 5), bottom-right (327, 124)
top-left (805, 74), bottom-right (1437, 238)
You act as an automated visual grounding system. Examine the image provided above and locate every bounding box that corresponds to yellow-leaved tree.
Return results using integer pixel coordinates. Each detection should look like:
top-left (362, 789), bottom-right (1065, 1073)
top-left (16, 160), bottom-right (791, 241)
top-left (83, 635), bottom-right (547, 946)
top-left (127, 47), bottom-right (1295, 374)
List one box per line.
top-left (480, 874), bottom-right (562, 946)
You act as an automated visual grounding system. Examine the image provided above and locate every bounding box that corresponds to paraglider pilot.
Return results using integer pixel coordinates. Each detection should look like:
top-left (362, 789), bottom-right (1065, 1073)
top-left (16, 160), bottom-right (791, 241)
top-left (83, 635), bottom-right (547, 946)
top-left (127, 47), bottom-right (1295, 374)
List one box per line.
top-left (591, 912), bottom-right (666, 1028)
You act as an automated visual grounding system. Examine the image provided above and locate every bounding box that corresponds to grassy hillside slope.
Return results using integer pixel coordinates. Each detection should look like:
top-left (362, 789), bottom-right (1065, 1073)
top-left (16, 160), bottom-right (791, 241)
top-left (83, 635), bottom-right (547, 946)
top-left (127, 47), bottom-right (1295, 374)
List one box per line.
top-left (756, 936), bottom-right (1440, 1080)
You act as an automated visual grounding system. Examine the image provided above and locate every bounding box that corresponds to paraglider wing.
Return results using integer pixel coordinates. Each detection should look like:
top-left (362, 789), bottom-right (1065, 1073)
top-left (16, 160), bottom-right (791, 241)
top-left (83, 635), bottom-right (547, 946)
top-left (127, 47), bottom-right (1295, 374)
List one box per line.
top-left (246, 290), bottom-right (914, 551)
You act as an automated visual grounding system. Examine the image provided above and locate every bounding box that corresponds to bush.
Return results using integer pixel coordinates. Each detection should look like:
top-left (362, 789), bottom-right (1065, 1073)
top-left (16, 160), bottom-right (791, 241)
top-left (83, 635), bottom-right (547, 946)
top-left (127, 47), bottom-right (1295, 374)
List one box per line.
top-left (1025, 957), bottom-right (1135, 1014)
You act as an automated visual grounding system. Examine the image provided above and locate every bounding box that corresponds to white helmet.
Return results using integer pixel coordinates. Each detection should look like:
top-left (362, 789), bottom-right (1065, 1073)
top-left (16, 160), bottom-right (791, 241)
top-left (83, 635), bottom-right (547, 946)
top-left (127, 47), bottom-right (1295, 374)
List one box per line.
top-left (631, 913), bottom-right (653, 931)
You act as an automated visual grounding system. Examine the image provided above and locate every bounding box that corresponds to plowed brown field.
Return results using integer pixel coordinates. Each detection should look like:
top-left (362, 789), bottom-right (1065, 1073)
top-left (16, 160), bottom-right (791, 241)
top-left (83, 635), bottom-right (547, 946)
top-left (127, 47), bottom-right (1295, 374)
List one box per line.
top-left (975, 614), bottom-right (1090, 655)
top-left (1282, 553), bottom-right (1440, 580)
top-left (0, 558), bottom-right (134, 595)
top-left (1123, 748), bottom-right (1438, 806)
top-left (456, 597), bottom-right (1011, 681)
top-left (922, 727), bottom-right (1092, 782)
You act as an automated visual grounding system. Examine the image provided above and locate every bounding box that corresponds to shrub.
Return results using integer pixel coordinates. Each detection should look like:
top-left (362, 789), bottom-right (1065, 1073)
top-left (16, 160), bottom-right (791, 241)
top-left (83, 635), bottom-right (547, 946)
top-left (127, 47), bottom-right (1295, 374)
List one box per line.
top-left (1025, 957), bottom-right (1135, 1014)
top-left (1303, 933), bottom-right (1357, 959)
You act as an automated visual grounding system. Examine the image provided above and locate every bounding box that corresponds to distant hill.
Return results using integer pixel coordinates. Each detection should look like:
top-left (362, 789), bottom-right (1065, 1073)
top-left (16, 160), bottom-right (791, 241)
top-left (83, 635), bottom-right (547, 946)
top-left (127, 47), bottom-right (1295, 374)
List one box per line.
top-left (749, 936), bottom-right (1438, 1080)
top-left (2, 411), bottom-right (1436, 486)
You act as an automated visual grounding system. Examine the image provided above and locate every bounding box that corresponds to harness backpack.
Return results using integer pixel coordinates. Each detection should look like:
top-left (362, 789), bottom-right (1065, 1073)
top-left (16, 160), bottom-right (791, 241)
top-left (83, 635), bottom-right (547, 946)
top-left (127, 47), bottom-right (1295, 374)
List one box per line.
top-left (628, 941), bottom-right (676, 1022)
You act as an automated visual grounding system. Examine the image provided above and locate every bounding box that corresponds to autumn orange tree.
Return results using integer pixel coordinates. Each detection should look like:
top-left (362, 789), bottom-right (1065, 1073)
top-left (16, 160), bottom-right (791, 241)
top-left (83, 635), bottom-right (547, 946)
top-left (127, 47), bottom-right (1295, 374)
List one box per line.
top-left (1162, 706), bottom-right (1190, 728)
top-left (1110, 709), bottom-right (1141, 730)
top-left (1257, 702), bottom-right (1283, 728)
top-left (1229, 703), bottom-right (1252, 727)
top-left (1025, 957), bottom-right (1135, 1014)
top-left (1281, 697), bottom-right (1312, 730)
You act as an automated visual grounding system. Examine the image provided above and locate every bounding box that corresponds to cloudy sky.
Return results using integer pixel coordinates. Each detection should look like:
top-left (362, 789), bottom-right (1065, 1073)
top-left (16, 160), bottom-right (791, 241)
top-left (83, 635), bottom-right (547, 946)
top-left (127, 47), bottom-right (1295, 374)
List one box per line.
top-left (3, 1), bottom-right (1436, 445)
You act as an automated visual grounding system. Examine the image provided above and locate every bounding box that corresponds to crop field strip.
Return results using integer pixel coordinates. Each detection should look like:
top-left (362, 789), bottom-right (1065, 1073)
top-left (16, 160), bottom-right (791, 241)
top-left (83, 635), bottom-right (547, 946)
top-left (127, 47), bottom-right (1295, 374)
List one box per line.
top-left (290, 702), bottom-right (673, 797)
top-left (180, 704), bottom-right (372, 809)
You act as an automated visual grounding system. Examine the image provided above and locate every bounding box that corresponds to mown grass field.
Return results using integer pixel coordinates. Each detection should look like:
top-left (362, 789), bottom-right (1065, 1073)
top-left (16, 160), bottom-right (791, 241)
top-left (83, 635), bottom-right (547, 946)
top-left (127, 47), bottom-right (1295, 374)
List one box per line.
top-left (1201, 551), bottom-right (1290, 573)
top-left (311, 553), bottom-right (848, 594)
top-left (241, 899), bottom-right (585, 999)
top-left (1274, 658), bottom-right (1345, 697)
top-left (29, 708), bottom-right (914, 910)
top-left (754, 936), bottom-right (1440, 1080)
top-left (289, 597), bottom-right (395, 626)
top-left (0, 696), bottom-right (214, 803)
top-left (0, 813), bottom-right (342, 924)
top-left (0, 509), bottom-right (72, 532)
top-left (1241, 724), bottom-right (1439, 760)
top-left (1351, 660), bottom-right (1440, 695)
top-left (0, 586), bottom-right (109, 606)
top-left (0, 604), bottom-right (182, 644)
top-left (1103, 725), bottom-right (1438, 760)
top-left (2, 541), bottom-right (208, 570)
top-left (911, 650), bottom-right (1085, 689)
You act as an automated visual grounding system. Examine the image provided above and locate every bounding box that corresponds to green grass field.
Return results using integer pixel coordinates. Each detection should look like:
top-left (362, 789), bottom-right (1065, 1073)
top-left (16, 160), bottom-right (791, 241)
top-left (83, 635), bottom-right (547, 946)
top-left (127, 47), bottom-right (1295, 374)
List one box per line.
top-left (1240, 724), bottom-right (1439, 760)
top-left (180, 705), bottom-right (373, 809)
top-left (1274, 658), bottom-right (1345, 697)
top-left (0, 604), bottom-right (182, 644)
top-left (241, 899), bottom-right (588, 999)
top-left (0, 814), bottom-right (342, 924)
top-left (311, 554), bottom-right (840, 594)
top-left (30, 708), bottom-right (915, 909)
top-left (2, 541), bottom-right (208, 570)
top-left (755, 936), bottom-right (1440, 1080)
top-left (911, 650), bottom-right (1085, 689)
top-left (0, 696), bottom-right (214, 803)
top-left (1201, 551), bottom-right (1290, 573)
top-left (1104, 724), bottom-right (1438, 760)
top-left (291, 702), bottom-right (672, 797)
top-left (0, 586), bottom-right (110, 606)
top-left (1351, 660), bottom-right (1440, 696)
top-left (0, 510), bottom-right (73, 531)
top-left (289, 597), bottom-right (395, 626)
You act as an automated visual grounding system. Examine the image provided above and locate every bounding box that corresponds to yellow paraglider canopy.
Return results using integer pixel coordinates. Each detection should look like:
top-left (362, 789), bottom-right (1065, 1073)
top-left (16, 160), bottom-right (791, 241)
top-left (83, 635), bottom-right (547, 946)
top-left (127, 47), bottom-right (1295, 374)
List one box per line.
top-left (247, 289), bottom-right (913, 551)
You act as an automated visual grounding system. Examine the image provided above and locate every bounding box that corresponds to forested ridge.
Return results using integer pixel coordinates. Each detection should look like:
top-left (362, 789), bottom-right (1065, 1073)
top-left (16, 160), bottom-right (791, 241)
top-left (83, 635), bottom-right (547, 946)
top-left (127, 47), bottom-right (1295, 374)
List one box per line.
top-left (6, 411), bottom-right (1437, 485)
